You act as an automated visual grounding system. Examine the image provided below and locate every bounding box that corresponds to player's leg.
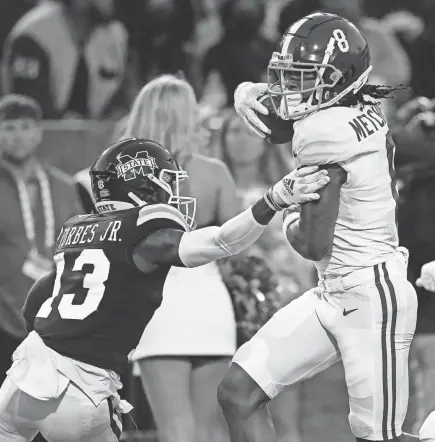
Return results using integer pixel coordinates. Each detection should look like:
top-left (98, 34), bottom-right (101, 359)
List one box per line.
top-left (332, 260), bottom-right (418, 442)
top-left (190, 356), bottom-right (231, 442)
top-left (0, 376), bottom-right (118, 442)
top-left (268, 385), bottom-right (303, 442)
top-left (34, 381), bottom-right (121, 442)
top-left (137, 356), bottom-right (195, 442)
top-left (217, 288), bottom-right (341, 442)
top-left (0, 376), bottom-right (39, 441)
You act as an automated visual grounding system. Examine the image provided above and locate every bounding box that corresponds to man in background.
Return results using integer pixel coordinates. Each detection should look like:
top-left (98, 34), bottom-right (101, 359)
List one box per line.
top-left (0, 94), bottom-right (82, 407)
top-left (1, 0), bottom-right (132, 120)
top-left (201, 0), bottom-right (275, 106)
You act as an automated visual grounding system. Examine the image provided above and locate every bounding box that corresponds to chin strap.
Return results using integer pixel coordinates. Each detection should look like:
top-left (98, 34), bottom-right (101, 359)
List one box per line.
top-left (128, 192), bottom-right (146, 207)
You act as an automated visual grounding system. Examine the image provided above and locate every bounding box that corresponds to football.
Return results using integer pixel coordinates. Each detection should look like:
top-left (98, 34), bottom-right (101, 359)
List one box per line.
top-left (256, 94), bottom-right (295, 145)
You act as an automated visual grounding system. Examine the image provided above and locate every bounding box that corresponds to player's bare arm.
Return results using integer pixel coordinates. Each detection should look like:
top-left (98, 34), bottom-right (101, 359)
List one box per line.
top-left (283, 164), bottom-right (347, 261)
top-left (133, 166), bottom-right (329, 272)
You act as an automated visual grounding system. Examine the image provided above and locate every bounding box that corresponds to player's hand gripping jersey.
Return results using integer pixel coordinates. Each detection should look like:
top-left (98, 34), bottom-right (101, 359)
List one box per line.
top-left (292, 98), bottom-right (399, 275)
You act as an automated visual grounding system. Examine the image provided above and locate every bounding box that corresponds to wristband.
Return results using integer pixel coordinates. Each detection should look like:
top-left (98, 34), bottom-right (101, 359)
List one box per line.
top-left (264, 188), bottom-right (282, 211)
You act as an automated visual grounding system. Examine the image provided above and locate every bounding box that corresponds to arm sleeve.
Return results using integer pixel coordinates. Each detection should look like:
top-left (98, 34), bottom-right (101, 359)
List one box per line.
top-left (215, 160), bottom-right (241, 225)
top-left (178, 204), bottom-right (268, 267)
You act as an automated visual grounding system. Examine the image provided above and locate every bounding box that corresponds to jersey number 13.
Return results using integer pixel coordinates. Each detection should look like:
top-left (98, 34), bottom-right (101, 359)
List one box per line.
top-left (36, 249), bottom-right (110, 320)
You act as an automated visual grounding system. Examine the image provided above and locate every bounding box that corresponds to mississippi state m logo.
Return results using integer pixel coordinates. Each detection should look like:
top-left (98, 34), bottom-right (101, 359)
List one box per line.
top-left (116, 151), bottom-right (158, 181)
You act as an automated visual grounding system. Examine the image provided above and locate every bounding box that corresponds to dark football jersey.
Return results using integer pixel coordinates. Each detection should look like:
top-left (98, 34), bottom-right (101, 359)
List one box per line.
top-left (33, 203), bottom-right (188, 374)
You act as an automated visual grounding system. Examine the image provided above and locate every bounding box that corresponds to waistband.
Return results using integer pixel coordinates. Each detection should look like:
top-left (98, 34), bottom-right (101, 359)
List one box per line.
top-left (318, 247), bottom-right (409, 293)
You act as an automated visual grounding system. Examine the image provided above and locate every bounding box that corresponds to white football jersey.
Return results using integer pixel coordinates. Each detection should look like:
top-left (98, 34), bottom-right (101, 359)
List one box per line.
top-left (292, 100), bottom-right (398, 276)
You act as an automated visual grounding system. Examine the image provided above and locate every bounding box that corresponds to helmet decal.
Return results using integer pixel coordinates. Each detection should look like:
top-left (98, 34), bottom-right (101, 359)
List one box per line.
top-left (90, 138), bottom-right (197, 229)
top-left (115, 150), bottom-right (158, 181)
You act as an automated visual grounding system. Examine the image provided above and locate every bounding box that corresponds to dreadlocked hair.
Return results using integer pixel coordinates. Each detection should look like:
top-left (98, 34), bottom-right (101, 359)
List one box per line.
top-left (344, 84), bottom-right (411, 107)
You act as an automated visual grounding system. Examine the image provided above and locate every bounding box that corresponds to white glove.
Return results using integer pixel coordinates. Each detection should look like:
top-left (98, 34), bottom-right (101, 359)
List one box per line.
top-left (264, 166), bottom-right (330, 210)
top-left (234, 82), bottom-right (271, 138)
top-left (416, 261), bottom-right (435, 292)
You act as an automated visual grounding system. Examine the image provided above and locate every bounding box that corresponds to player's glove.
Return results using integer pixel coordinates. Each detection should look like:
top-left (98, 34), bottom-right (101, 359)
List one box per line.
top-left (416, 261), bottom-right (435, 292)
top-left (234, 82), bottom-right (271, 138)
top-left (264, 166), bottom-right (330, 211)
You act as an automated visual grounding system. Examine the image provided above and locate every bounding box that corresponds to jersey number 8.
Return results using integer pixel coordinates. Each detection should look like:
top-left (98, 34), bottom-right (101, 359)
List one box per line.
top-left (36, 249), bottom-right (110, 320)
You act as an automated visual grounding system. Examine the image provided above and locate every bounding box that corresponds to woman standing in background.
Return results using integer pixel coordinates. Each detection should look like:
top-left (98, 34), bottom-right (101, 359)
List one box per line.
top-left (125, 74), bottom-right (239, 442)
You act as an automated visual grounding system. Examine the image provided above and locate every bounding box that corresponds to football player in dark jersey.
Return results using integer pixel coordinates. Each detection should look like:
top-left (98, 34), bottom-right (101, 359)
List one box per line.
top-left (0, 137), bottom-right (329, 442)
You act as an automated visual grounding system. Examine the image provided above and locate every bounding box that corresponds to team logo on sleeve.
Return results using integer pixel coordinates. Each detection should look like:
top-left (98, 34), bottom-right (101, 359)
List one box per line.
top-left (116, 151), bottom-right (158, 181)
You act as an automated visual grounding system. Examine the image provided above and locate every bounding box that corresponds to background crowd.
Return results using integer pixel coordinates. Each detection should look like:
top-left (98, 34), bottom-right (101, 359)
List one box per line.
top-left (0, 0), bottom-right (435, 441)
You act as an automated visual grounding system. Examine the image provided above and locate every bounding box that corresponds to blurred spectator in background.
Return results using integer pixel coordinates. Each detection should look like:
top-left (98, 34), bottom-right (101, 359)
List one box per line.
top-left (0, 94), bottom-right (82, 441)
top-left (218, 109), bottom-right (316, 442)
top-left (0, 0), bottom-right (36, 60)
top-left (391, 96), bottom-right (435, 434)
top-left (385, 3), bottom-right (435, 99)
top-left (201, 0), bottom-right (275, 107)
top-left (1, 0), bottom-right (132, 120)
top-left (116, 0), bottom-right (198, 93)
top-left (116, 74), bottom-right (239, 442)
top-left (393, 98), bottom-right (435, 434)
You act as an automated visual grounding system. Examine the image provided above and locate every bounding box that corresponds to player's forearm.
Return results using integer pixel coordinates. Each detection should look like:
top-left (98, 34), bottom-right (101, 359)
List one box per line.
top-left (179, 197), bottom-right (276, 267)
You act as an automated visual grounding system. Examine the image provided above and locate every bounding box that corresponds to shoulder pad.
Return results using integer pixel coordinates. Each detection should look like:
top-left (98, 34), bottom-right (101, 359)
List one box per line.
top-left (137, 204), bottom-right (188, 231)
top-left (292, 107), bottom-right (375, 165)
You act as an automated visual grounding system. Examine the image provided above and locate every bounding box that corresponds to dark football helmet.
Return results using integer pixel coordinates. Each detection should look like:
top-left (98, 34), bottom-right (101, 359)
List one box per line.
top-left (267, 12), bottom-right (372, 120)
top-left (90, 138), bottom-right (196, 228)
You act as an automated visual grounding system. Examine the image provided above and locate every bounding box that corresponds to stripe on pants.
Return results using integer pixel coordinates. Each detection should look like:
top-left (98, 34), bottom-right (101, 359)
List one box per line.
top-left (107, 397), bottom-right (122, 440)
top-left (382, 261), bottom-right (398, 439)
top-left (374, 263), bottom-right (398, 439)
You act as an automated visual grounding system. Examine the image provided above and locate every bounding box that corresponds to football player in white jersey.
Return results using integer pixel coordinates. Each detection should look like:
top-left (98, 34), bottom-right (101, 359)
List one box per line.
top-left (217, 13), bottom-right (419, 442)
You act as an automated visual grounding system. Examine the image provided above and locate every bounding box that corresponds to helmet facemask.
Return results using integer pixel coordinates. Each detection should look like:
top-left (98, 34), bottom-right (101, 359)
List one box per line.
top-left (92, 168), bottom-right (197, 230)
top-left (141, 169), bottom-right (197, 230)
top-left (267, 51), bottom-right (372, 120)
